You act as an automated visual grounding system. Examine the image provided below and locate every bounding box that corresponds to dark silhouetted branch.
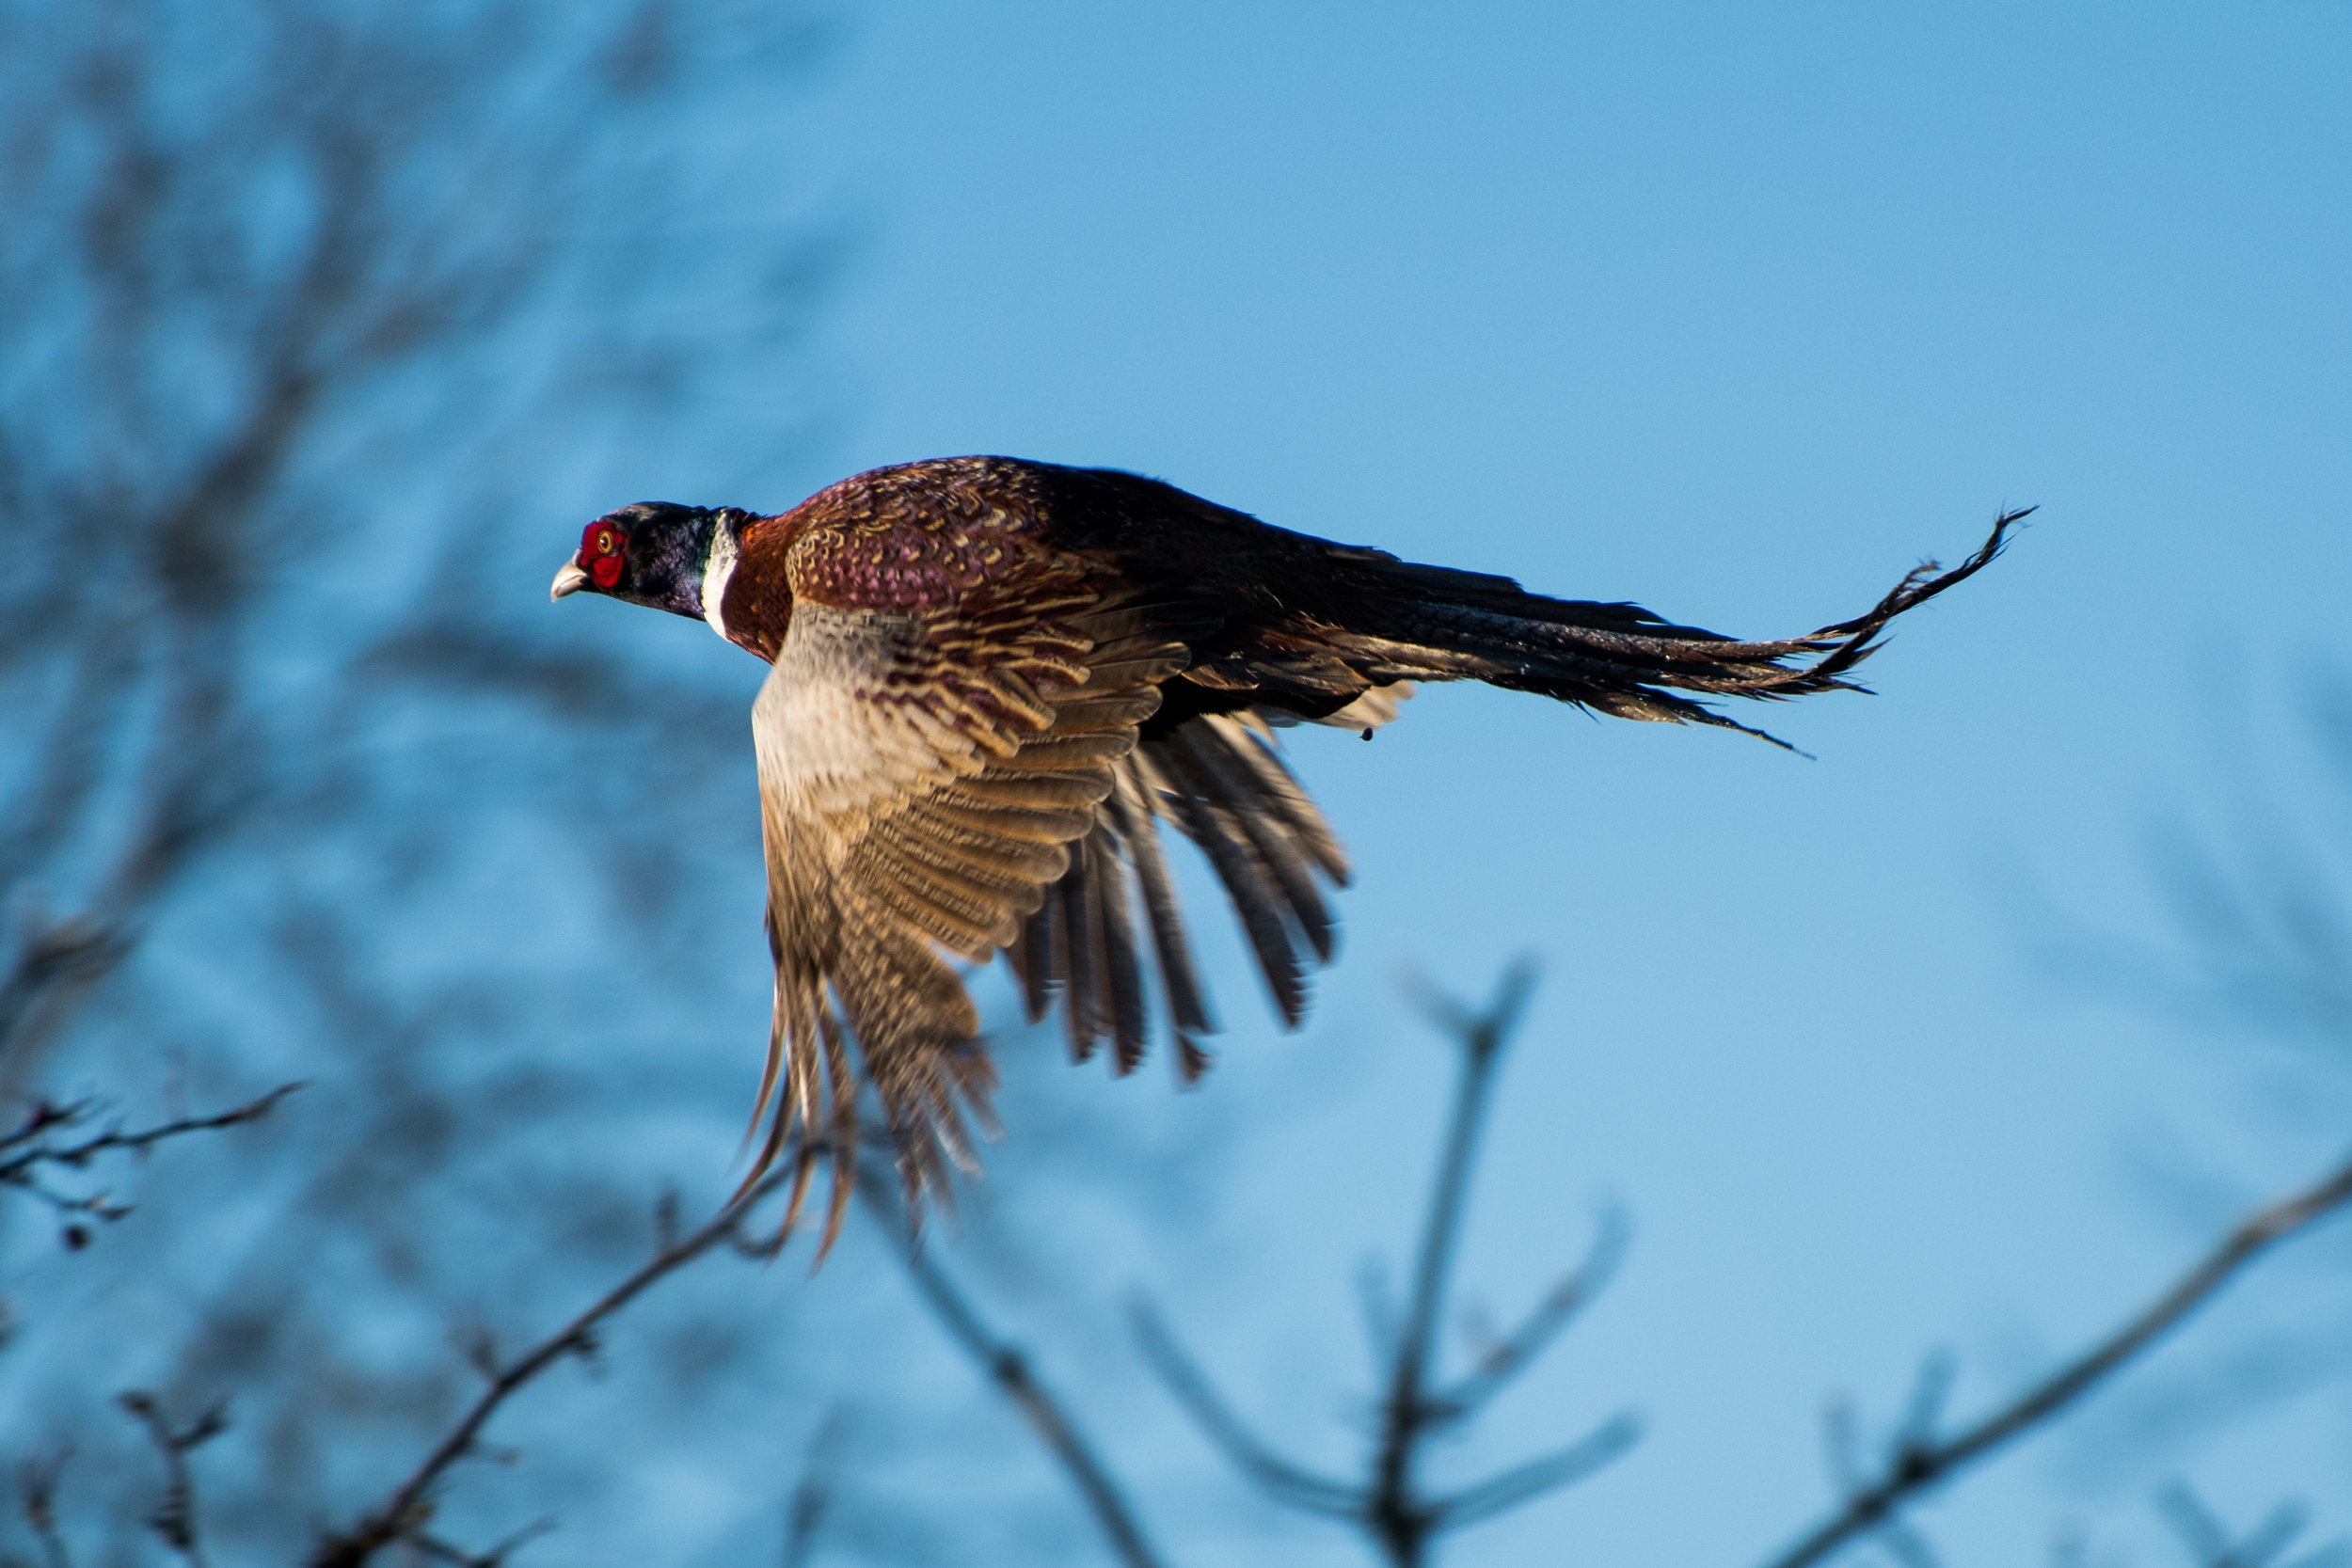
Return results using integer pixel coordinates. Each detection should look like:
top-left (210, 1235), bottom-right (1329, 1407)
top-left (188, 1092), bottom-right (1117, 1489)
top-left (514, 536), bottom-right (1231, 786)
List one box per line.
top-left (1761, 1149), bottom-right (2352, 1568)
top-left (1366, 961), bottom-right (1636, 1562)
top-left (20, 1451), bottom-right (74, 1568)
top-left (119, 1392), bottom-right (229, 1568)
top-left (2156, 1481), bottom-right (2348, 1568)
top-left (0, 0), bottom-right (835, 1554)
top-left (1427, 1416), bottom-right (1643, 1534)
top-left (1, 1084), bottom-right (301, 1242)
top-left (861, 1167), bottom-right (1172, 1568)
top-left (405, 1519), bottom-right (556, 1568)
top-left (1426, 1204), bottom-right (1627, 1427)
top-left (1380, 960), bottom-right (1535, 1456)
top-left (315, 1171), bottom-right (798, 1567)
top-left (781, 1409), bottom-right (849, 1568)
top-left (0, 921), bottom-right (132, 1066)
top-left (1128, 1301), bottom-right (1362, 1518)
top-left (1137, 965), bottom-right (1637, 1567)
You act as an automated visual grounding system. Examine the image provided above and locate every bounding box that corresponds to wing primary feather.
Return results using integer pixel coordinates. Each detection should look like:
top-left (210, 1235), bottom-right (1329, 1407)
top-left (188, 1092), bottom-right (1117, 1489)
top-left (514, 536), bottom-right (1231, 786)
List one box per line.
top-left (1084, 825), bottom-right (1151, 1073)
top-left (811, 1005), bottom-right (858, 1263)
top-left (1108, 761), bottom-right (1216, 1038)
top-left (1213, 713), bottom-right (1352, 884)
top-left (1053, 857), bottom-right (1102, 1062)
top-left (1175, 1032), bottom-right (1212, 1085)
top-left (739, 957), bottom-right (790, 1170)
top-left (1148, 730), bottom-right (1309, 1026)
top-left (743, 974), bottom-right (820, 1216)
top-left (1174, 721), bottom-right (1337, 965)
top-left (1013, 900), bottom-right (1057, 1023)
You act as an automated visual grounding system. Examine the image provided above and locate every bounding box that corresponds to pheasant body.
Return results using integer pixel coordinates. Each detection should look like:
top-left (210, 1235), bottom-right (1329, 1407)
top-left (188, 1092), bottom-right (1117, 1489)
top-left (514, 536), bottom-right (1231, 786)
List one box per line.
top-left (551, 455), bottom-right (2024, 1242)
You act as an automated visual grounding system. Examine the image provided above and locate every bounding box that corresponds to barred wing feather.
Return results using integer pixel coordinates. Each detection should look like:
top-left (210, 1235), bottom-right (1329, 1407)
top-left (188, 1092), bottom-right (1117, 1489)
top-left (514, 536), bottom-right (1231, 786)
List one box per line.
top-left (747, 574), bottom-right (1214, 1245)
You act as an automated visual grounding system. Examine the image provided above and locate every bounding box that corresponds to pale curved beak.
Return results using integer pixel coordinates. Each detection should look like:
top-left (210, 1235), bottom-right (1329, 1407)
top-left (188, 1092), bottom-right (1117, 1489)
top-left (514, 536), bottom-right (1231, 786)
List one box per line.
top-left (549, 561), bottom-right (590, 602)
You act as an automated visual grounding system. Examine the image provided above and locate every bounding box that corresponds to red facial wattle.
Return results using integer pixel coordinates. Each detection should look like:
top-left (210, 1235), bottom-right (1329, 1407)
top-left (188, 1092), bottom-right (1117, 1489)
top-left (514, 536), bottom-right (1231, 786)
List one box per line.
top-left (580, 520), bottom-right (628, 589)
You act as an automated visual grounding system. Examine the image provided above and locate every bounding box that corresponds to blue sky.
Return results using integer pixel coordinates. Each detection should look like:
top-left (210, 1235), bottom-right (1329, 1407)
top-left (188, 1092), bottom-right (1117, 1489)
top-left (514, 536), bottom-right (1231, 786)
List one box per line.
top-left (589, 2), bottom-right (2352, 1559)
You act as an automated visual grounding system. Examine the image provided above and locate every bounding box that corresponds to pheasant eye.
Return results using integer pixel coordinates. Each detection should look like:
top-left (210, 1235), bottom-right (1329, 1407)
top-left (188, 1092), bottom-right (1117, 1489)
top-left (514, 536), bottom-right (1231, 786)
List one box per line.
top-left (580, 520), bottom-right (628, 588)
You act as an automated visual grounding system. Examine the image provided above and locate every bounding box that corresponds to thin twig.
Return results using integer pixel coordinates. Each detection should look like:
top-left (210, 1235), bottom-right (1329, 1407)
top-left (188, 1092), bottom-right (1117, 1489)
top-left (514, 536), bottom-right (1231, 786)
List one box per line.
top-left (1760, 1149), bottom-right (2352, 1568)
top-left (781, 1408), bottom-right (849, 1568)
top-left (1127, 1299), bottom-right (1363, 1518)
top-left (119, 1393), bottom-right (229, 1568)
top-left (0, 1084), bottom-right (301, 1242)
top-left (861, 1169), bottom-right (1172, 1568)
top-left (1876, 1518), bottom-right (1947, 1568)
top-left (315, 1170), bottom-right (798, 1566)
top-left (1, 1083), bottom-right (302, 1172)
top-left (1368, 960), bottom-right (1536, 1564)
top-left (408, 1519), bottom-right (557, 1567)
top-left (1424, 1415), bottom-right (1643, 1532)
top-left (1424, 1203), bottom-right (1628, 1425)
top-left (1135, 966), bottom-right (1635, 1567)
top-left (2155, 1483), bottom-right (2345, 1568)
top-left (20, 1451), bottom-right (75, 1568)
top-left (0, 921), bottom-right (130, 1065)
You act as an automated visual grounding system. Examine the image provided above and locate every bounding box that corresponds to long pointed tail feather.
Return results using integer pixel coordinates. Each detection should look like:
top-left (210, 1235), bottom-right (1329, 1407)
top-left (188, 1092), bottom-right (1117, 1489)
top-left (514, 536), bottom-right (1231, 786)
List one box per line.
top-left (1334, 507), bottom-right (2032, 739)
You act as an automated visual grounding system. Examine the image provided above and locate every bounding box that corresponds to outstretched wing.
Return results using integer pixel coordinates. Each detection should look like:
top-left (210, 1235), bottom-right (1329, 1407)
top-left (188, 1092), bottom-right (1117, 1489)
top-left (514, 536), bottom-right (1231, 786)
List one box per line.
top-left (748, 534), bottom-right (1208, 1244)
top-left (1004, 694), bottom-right (1402, 1078)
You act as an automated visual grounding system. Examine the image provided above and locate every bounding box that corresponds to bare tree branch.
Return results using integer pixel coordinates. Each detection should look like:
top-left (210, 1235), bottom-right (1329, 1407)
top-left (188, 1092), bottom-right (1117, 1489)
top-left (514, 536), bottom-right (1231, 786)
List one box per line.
top-left (1423, 1415), bottom-right (1643, 1532)
top-left (1875, 1518), bottom-right (1947, 1568)
top-left (2156, 1482), bottom-right (2349, 1568)
top-left (1761, 1149), bottom-right (2352, 1568)
top-left (0, 1084), bottom-right (300, 1240)
top-left (861, 1167), bottom-right (1174, 1568)
top-left (118, 1393), bottom-right (228, 1568)
top-left (18, 1451), bottom-right (74, 1568)
top-left (314, 1171), bottom-right (799, 1567)
top-left (1424, 1203), bottom-right (1628, 1426)
top-left (1136, 965), bottom-right (1635, 1567)
top-left (1358, 961), bottom-right (1543, 1561)
top-left (780, 1408), bottom-right (849, 1568)
top-left (0, 1084), bottom-right (301, 1168)
top-left (1127, 1300), bottom-right (1363, 1519)
top-left (405, 1519), bottom-right (557, 1568)
top-left (0, 0), bottom-right (837, 1555)
top-left (0, 924), bottom-right (130, 1068)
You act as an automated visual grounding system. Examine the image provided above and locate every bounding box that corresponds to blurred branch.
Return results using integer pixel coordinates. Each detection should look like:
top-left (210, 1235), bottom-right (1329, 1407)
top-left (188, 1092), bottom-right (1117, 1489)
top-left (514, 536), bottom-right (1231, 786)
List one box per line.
top-left (2156, 1482), bottom-right (2348, 1568)
top-left (118, 1392), bottom-right (229, 1568)
top-left (781, 1408), bottom-right (849, 1568)
top-left (316, 1170), bottom-right (799, 1566)
top-left (861, 1165), bottom-right (1172, 1568)
top-left (0, 923), bottom-right (132, 1067)
top-left (1761, 1148), bottom-right (2352, 1568)
top-left (1375, 960), bottom-right (1535, 1467)
top-left (1425, 1417), bottom-right (1642, 1535)
top-left (20, 1451), bottom-right (74, 1568)
top-left (1128, 1302), bottom-right (1361, 1518)
top-left (1136, 964), bottom-right (1637, 1567)
top-left (0, 0), bottom-right (837, 1555)
top-left (2035, 676), bottom-right (2352, 1057)
top-left (1425, 1203), bottom-right (1628, 1426)
top-left (403, 1519), bottom-right (556, 1568)
top-left (0, 1084), bottom-right (300, 1241)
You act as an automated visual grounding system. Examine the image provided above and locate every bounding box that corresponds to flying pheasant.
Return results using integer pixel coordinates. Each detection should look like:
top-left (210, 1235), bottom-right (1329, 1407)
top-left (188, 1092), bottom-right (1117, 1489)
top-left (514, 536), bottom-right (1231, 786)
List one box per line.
top-left (551, 455), bottom-right (2024, 1240)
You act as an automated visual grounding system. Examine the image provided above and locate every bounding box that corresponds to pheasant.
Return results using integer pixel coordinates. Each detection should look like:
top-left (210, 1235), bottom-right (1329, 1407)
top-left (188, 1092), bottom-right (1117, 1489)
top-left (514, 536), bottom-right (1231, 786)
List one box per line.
top-left (551, 455), bottom-right (2024, 1242)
